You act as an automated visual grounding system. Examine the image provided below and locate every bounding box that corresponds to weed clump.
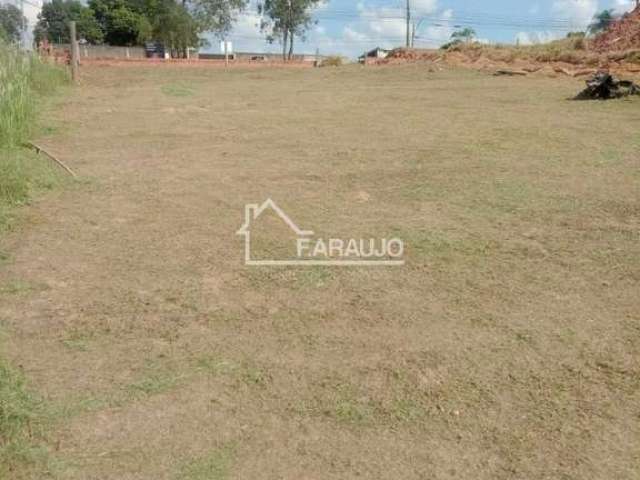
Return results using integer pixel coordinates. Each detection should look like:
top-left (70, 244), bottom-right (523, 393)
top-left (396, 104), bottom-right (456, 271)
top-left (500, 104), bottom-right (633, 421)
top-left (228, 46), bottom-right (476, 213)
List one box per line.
top-left (0, 42), bottom-right (68, 230)
top-left (320, 55), bottom-right (344, 67)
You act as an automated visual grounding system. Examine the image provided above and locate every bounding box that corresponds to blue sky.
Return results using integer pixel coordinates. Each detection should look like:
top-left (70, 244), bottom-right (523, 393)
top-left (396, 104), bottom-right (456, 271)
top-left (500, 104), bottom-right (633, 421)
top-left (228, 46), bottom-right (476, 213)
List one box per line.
top-left (217, 0), bottom-right (638, 56)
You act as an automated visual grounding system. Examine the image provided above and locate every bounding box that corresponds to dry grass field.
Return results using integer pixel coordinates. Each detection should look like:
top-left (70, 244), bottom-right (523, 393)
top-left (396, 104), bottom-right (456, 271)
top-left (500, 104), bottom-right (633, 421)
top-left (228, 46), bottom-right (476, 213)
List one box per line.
top-left (1, 64), bottom-right (639, 479)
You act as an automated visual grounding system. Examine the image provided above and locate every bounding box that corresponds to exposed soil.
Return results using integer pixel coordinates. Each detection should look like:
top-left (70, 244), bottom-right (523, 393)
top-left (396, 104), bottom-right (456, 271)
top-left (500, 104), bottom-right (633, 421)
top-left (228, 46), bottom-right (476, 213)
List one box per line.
top-left (592, 6), bottom-right (640, 52)
top-left (377, 47), bottom-right (640, 78)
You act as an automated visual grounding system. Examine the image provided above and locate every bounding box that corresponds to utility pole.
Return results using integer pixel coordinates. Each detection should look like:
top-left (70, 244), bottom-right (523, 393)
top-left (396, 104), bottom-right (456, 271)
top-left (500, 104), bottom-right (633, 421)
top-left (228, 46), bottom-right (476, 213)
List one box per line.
top-left (406, 0), bottom-right (411, 48)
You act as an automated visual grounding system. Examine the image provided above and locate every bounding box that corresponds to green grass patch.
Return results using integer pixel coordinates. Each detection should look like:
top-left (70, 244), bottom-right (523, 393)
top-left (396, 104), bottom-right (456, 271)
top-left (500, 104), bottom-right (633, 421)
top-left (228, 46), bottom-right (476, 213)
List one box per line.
top-left (0, 349), bottom-right (49, 477)
top-left (0, 279), bottom-right (49, 295)
top-left (126, 371), bottom-right (180, 397)
top-left (161, 82), bottom-right (196, 97)
top-left (175, 445), bottom-right (235, 480)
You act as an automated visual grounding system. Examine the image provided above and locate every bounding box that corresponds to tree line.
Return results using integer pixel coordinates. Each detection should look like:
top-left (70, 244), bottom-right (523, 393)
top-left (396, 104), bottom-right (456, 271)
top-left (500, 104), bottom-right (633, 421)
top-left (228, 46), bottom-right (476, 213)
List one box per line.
top-left (28, 0), bottom-right (322, 59)
top-left (0, 4), bottom-right (26, 43)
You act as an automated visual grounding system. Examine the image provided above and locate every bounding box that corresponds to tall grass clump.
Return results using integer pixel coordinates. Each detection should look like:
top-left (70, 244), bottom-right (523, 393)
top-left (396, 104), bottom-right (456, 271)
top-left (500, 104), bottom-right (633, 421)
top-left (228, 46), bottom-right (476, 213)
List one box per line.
top-left (0, 351), bottom-right (48, 477)
top-left (0, 41), bottom-right (68, 229)
top-left (1, 46), bottom-right (68, 474)
top-left (0, 42), bottom-right (68, 146)
top-left (0, 44), bottom-right (32, 146)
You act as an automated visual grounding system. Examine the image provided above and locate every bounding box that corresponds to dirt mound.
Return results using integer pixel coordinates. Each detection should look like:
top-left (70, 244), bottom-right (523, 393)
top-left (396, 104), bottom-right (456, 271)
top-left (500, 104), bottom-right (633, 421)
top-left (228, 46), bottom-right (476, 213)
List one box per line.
top-left (592, 6), bottom-right (640, 52)
top-left (384, 48), bottom-right (441, 62)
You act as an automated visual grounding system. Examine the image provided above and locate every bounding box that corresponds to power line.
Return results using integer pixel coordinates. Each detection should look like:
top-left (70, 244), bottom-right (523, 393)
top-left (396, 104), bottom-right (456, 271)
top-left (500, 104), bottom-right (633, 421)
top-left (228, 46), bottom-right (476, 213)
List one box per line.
top-left (236, 7), bottom-right (591, 33)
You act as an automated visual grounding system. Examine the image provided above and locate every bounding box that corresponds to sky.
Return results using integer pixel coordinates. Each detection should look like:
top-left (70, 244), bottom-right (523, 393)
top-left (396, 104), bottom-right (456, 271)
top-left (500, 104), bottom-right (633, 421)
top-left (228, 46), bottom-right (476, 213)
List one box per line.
top-left (13, 0), bottom-right (640, 56)
top-left (214, 0), bottom-right (638, 57)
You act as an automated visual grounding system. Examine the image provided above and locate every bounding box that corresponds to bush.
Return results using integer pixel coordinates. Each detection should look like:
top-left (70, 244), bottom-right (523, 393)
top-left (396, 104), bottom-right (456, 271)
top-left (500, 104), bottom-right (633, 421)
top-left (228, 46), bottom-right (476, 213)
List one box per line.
top-left (320, 55), bottom-right (343, 67)
top-left (569, 36), bottom-right (586, 50)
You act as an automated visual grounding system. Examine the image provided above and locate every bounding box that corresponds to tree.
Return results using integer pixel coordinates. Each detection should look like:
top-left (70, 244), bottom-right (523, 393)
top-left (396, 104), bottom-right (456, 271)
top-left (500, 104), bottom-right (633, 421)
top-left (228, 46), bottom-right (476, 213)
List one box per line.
top-left (0, 4), bottom-right (26, 43)
top-left (34, 0), bottom-right (103, 44)
top-left (186, 0), bottom-right (248, 39)
top-left (258, 0), bottom-right (322, 61)
top-left (150, 0), bottom-right (200, 56)
top-left (88, 0), bottom-right (150, 45)
top-left (450, 27), bottom-right (476, 44)
top-left (588, 9), bottom-right (616, 35)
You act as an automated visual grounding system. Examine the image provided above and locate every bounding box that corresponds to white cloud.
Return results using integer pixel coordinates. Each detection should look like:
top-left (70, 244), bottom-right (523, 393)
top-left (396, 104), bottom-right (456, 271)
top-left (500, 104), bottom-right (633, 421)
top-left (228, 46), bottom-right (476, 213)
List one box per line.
top-left (336, 0), bottom-right (453, 54)
top-left (612, 0), bottom-right (637, 14)
top-left (515, 0), bottom-right (601, 46)
top-left (343, 26), bottom-right (369, 43)
top-left (421, 8), bottom-right (456, 47)
top-left (411, 0), bottom-right (439, 15)
top-left (515, 30), bottom-right (559, 45)
top-left (551, 0), bottom-right (599, 30)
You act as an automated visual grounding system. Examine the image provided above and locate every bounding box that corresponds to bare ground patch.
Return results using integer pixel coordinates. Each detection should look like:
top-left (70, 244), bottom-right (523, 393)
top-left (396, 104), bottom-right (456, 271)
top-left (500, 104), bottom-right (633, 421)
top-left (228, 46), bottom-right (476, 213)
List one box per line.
top-left (0, 65), bottom-right (638, 479)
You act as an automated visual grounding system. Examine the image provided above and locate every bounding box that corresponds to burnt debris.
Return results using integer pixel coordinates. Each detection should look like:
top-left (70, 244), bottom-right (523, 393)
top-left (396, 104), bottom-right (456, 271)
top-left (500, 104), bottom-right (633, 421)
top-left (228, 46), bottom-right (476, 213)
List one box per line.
top-left (574, 72), bottom-right (640, 100)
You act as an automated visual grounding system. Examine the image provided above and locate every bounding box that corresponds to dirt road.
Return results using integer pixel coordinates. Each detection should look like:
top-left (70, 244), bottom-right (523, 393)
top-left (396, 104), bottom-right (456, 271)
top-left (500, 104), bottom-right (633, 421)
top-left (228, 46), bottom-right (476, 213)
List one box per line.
top-left (1, 64), bottom-right (638, 479)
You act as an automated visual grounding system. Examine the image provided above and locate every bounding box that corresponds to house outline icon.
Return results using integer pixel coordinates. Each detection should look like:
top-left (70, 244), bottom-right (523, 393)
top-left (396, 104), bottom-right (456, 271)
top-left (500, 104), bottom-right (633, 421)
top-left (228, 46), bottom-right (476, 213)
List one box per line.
top-left (236, 198), bottom-right (313, 265)
top-left (236, 199), bottom-right (405, 267)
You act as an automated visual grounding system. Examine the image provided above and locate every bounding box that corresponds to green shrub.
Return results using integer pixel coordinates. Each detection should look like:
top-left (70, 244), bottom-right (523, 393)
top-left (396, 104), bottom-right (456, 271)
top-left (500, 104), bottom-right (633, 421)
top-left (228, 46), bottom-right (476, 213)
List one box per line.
top-left (0, 154), bottom-right (30, 207)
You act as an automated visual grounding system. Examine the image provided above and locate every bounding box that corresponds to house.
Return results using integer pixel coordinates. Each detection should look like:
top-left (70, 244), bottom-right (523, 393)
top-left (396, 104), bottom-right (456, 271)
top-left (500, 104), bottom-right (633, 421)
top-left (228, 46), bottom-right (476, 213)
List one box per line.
top-left (359, 47), bottom-right (391, 63)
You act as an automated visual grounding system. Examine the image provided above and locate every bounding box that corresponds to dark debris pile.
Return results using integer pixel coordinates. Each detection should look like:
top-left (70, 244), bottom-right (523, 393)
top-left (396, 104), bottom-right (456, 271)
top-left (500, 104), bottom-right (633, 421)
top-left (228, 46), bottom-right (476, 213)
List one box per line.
top-left (574, 72), bottom-right (640, 100)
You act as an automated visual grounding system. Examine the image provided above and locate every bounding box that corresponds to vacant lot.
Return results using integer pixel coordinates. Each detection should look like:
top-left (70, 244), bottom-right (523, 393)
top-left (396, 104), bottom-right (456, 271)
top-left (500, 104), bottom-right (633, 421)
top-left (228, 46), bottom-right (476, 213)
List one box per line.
top-left (1, 64), bottom-right (638, 479)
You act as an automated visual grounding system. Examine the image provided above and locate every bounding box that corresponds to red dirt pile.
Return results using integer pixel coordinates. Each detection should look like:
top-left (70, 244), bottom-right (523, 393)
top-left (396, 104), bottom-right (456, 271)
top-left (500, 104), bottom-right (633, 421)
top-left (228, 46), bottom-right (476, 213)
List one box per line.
top-left (384, 48), bottom-right (440, 62)
top-left (592, 5), bottom-right (640, 52)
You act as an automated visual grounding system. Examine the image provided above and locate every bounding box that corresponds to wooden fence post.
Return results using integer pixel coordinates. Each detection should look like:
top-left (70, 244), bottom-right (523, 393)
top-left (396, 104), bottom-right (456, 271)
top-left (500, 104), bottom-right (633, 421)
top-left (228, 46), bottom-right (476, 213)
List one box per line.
top-left (69, 21), bottom-right (79, 83)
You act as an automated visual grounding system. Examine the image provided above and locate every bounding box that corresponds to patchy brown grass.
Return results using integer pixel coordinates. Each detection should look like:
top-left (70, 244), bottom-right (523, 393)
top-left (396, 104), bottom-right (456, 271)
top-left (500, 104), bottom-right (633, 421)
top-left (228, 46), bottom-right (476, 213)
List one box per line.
top-left (0, 64), bottom-right (638, 479)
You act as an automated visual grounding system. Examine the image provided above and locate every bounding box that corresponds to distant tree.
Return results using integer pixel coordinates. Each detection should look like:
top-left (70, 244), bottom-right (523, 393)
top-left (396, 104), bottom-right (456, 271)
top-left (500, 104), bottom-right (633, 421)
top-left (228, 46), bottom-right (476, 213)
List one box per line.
top-left (151, 0), bottom-right (200, 55)
top-left (566, 31), bottom-right (585, 38)
top-left (36, 0), bottom-right (244, 50)
top-left (0, 4), bottom-right (26, 43)
top-left (34, 0), bottom-right (104, 44)
top-left (450, 27), bottom-right (476, 44)
top-left (588, 9), bottom-right (616, 35)
top-left (258, 0), bottom-right (323, 61)
top-left (440, 39), bottom-right (462, 50)
top-left (89, 0), bottom-right (151, 45)
top-left (187, 0), bottom-right (248, 39)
